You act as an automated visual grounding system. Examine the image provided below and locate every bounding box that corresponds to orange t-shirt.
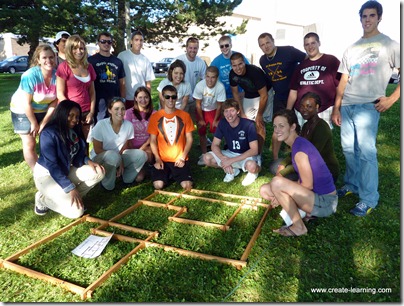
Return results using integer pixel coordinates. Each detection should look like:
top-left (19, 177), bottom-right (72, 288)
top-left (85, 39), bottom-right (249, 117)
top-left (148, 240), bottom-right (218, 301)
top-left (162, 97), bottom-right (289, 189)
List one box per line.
top-left (147, 109), bottom-right (195, 162)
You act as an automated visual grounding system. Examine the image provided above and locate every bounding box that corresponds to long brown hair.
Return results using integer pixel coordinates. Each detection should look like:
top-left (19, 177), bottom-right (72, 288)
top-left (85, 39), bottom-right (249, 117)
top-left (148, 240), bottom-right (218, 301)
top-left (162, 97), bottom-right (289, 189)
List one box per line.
top-left (132, 86), bottom-right (154, 121)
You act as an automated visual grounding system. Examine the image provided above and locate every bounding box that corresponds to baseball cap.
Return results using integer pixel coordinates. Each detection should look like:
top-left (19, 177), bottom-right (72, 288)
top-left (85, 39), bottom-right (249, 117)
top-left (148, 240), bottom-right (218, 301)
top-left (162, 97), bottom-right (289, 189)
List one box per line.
top-left (55, 31), bottom-right (70, 42)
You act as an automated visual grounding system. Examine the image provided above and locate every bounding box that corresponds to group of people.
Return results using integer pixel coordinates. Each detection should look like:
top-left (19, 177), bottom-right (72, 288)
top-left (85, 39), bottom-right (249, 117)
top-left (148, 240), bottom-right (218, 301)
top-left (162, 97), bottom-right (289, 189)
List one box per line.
top-left (9, 0), bottom-right (400, 237)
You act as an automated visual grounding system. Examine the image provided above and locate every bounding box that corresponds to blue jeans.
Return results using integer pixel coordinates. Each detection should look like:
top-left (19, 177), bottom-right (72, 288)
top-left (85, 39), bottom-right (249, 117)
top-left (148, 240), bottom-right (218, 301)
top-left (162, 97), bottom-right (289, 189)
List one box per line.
top-left (340, 103), bottom-right (380, 208)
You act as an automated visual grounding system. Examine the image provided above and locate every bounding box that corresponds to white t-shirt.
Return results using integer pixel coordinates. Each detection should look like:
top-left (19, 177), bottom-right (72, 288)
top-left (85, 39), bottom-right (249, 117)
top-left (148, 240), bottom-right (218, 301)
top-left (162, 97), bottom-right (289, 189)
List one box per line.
top-left (157, 78), bottom-right (192, 109)
top-left (193, 79), bottom-right (226, 111)
top-left (117, 50), bottom-right (155, 100)
top-left (90, 118), bottom-right (134, 159)
top-left (174, 54), bottom-right (207, 102)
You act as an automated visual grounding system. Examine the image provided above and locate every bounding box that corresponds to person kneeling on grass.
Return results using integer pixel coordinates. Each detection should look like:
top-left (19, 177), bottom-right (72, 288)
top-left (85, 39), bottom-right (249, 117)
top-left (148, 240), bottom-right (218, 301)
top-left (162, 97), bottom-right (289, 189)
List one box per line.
top-left (90, 97), bottom-right (147, 191)
top-left (259, 109), bottom-right (337, 236)
top-left (33, 100), bottom-right (105, 218)
top-left (203, 98), bottom-right (261, 186)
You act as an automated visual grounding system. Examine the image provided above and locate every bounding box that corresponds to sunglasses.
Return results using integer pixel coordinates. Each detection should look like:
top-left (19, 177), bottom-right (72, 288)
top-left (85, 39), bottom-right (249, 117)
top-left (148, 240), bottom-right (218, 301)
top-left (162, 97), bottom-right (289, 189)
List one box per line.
top-left (99, 39), bottom-right (113, 45)
top-left (220, 43), bottom-right (230, 49)
top-left (164, 94), bottom-right (178, 100)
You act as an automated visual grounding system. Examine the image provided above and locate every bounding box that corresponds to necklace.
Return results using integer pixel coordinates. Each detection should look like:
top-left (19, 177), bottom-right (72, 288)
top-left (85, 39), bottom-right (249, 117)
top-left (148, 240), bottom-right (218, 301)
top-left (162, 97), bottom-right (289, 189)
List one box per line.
top-left (266, 48), bottom-right (277, 61)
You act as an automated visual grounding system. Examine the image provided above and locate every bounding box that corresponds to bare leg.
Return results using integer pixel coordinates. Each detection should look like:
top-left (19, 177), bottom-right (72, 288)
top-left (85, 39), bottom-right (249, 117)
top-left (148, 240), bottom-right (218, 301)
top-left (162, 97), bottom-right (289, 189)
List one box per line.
top-left (20, 134), bottom-right (37, 171)
top-left (256, 124), bottom-right (266, 155)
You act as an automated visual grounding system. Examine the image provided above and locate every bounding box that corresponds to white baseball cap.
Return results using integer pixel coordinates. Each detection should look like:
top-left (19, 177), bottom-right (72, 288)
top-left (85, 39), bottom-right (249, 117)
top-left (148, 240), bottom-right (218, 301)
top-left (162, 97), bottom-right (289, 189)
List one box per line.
top-left (55, 31), bottom-right (70, 42)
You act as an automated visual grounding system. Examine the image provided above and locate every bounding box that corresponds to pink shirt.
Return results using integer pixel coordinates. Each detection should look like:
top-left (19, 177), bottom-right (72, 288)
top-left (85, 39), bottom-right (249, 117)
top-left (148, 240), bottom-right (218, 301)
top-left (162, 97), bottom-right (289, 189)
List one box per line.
top-left (124, 109), bottom-right (156, 148)
top-left (56, 61), bottom-right (96, 112)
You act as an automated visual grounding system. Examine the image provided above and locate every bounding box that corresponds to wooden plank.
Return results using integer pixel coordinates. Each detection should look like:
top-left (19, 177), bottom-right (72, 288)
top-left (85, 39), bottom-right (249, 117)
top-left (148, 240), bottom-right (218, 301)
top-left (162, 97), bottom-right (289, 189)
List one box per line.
top-left (140, 200), bottom-right (185, 212)
top-left (1, 259), bottom-right (89, 297)
top-left (87, 216), bottom-right (156, 237)
top-left (168, 216), bottom-right (229, 231)
top-left (171, 206), bottom-right (187, 218)
top-left (224, 202), bottom-right (245, 229)
top-left (189, 188), bottom-right (267, 205)
top-left (240, 205), bottom-right (272, 261)
top-left (5, 216), bottom-right (86, 262)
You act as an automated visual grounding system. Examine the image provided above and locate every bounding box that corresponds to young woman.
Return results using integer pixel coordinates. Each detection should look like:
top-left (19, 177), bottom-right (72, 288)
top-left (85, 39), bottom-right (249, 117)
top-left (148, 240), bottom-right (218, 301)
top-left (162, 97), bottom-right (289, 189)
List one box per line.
top-left (260, 109), bottom-right (337, 237)
top-left (90, 97), bottom-right (147, 190)
top-left (124, 86), bottom-right (156, 182)
top-left (33, 100), bottom-right (105, 218)
top-left (10, 45), bottom-right (58, 170)
top-left (56, 34), bottom-right (96, 141)
top-left (157, 59), bottom-right (191, 110)
top-left (275, 92), bottom-right (340, 182)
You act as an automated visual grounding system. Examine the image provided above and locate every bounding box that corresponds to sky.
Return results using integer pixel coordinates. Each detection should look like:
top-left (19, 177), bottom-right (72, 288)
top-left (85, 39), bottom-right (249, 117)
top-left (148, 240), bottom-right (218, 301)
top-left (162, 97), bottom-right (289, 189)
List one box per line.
top-left (232, 0), bottom-right (401, 59)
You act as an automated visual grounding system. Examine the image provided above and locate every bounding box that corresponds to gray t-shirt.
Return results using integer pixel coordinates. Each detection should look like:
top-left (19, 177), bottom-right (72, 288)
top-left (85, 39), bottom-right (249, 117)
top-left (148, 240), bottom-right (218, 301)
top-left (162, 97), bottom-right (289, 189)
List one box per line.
top-left (339, 33), bottom-right (400, 105)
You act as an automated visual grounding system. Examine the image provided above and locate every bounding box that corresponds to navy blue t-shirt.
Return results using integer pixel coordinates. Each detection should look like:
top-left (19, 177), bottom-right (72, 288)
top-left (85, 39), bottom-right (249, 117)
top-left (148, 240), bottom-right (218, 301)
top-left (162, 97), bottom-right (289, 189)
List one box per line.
top-left (259, 46), bottom-right (306, 101)
top-left (214, 117), bottom-right (258, 154)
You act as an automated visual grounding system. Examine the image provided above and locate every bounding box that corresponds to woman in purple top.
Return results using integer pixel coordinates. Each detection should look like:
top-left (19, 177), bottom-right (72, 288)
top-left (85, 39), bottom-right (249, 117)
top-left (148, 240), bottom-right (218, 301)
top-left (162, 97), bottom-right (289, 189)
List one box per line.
top-left (124, 86), bottom-right (155, 182)
top-left (260, 109), bottom-right (337, 237)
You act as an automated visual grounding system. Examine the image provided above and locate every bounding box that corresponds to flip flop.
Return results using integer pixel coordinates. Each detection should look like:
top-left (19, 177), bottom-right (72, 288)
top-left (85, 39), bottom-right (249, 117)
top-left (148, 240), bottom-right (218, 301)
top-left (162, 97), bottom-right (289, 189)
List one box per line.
top-left (303, 215), bottom-right (318, 223)
top-left (274, 226), bottom-right (307, 237)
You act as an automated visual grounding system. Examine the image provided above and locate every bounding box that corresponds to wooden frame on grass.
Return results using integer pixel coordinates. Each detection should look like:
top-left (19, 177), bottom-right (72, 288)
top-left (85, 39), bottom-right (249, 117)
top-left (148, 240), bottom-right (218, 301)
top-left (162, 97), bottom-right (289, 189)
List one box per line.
top-left (0, 189), bottom-right (271, 300)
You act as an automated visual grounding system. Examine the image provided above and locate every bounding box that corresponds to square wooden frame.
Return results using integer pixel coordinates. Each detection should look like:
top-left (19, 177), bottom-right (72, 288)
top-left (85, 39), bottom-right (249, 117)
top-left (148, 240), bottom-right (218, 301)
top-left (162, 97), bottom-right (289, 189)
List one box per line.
top-left (0, 189), bottom-right (271, 300)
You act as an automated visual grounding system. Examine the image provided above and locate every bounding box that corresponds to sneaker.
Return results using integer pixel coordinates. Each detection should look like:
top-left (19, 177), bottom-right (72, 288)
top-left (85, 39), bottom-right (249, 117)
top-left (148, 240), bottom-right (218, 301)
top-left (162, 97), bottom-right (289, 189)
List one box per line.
top-left (242, 172), bottom-right (258, 186)
top-left (350, 202), bottom-right (373, 217)
top-left (197, 154), bottom-right (206, 166)
top-left (337, 185), bottom-right (353, 198)
top-left (223, 168), bottom-right (240, 183)
top-left (256, 154), bottom-right (262, 167)
top-left (34, 192), bottom-right (49, 216)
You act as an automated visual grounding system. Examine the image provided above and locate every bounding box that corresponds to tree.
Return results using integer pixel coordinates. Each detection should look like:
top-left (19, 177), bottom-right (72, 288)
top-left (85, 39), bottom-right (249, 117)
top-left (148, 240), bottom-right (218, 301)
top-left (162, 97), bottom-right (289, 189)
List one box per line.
top-left (0, 0), bottom-right (246, 58)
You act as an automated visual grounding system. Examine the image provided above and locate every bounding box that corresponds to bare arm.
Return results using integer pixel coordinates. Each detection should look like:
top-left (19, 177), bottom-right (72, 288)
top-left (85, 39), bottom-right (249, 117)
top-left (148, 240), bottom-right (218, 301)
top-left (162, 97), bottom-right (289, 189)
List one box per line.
top-left (231, 85), bottom-right (246, 118)
top-left (39, 99), bottom-right (57, 133)
top-left (22, 92), bottom-right (39, 136)
top-left (331, 73), bottom-right (349, 126)
top-left (286, 89), bottom-right (297, 110)
top-left (375, 68), bottom-right (400, 112)
top-left (119, 77), bottom-right (126, 98)
top-left (56, 76), bottom-right (67, 102)
top-left (150, 134), bottom-right (163, 169)
top-left (294, 151), bottom-right (313, 190)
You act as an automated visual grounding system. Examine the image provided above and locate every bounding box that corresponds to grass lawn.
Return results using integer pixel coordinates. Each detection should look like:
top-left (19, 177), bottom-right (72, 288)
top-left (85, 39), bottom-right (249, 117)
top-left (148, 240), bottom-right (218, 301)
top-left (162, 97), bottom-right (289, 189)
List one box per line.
top-left (0, 74), bottom-right (400, 302)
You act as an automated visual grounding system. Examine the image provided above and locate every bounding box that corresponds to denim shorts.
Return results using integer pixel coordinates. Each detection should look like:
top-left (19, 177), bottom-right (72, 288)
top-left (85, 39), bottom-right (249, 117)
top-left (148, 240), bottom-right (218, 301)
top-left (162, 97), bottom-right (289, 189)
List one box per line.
top-left (311, 193), bottom-right (338, 217)
top-left (11, 111), bottom-right (46, 134)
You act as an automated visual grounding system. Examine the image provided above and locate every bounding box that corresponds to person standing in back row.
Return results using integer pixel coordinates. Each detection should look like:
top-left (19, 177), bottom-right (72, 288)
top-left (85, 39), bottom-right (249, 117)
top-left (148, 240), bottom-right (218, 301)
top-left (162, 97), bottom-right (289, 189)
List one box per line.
top-left (118, 30), bottom-right (155, 110)
top-left (175, 37), bottom-right (207, 122)
top-left (286, 32), bottom-right (341, 128)
top-left (88, 32), bottom-right (126, 123)
top-left (211, 35), bottom-right (249, 99)
top-left (258, 32), bottom-right (306, 162)
top-left (331, 0), bottom-right (400, 217)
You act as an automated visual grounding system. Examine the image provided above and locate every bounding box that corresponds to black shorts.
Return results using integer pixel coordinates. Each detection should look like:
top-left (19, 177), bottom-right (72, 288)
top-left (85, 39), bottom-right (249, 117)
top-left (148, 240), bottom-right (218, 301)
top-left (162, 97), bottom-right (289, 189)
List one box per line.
top-left (151, 161), bottom-right (193, 185)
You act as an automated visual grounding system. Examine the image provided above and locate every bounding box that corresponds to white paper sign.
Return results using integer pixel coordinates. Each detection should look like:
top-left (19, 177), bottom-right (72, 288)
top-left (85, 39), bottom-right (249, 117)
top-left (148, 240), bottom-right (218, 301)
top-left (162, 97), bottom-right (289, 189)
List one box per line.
top-left (72, 233), bottom-right (114, 259)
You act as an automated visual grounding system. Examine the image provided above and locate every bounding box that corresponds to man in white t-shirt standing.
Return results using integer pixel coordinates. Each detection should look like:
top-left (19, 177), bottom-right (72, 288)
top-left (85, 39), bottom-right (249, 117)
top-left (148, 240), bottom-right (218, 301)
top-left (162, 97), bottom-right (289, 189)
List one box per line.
top-left (118, 30), bottom-right (155, 110)
top-left (175, 37), bottom-right (207, 122)
top-left (194, 66), bottom-right (226, 165)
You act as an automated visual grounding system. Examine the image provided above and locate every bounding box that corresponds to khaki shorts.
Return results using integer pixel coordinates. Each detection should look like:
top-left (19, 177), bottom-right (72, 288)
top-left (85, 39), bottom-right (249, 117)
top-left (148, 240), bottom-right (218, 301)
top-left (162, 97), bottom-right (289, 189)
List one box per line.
top-left (311, 193), bottom-right (338, 217)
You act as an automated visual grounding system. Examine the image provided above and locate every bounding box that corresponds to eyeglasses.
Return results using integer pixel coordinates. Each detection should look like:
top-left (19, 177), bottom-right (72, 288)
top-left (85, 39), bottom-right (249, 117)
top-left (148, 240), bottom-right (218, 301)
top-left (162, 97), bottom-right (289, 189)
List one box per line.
top-left (111, 97), bottom-right (126, 103)
top-left (164, 94), bottom-right (178, 100)
top-left (220, 43), bottom-right (230, 49)
top-left (99, 39), bottom-right (113, 45)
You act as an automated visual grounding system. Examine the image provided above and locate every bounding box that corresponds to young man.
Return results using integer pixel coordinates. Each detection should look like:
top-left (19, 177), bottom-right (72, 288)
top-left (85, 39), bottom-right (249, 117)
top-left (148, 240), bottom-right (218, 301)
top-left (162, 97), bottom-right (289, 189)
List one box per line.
top-left (258, 32), bottom-right (306, 161)
top-left (194, 66), bottom-right (226, 165)
top-left (88, 32), bottom-right (126, 123)
top-left (147, 85), bottom-right (194, 190)
top-left (53, 31), bottom-right (70, 67)
top-left (229, 52), bottom-right (272, 158)
top-left (211, 35), bottom-right (249, 99)
top-left (203, 98), bottom-right (261, 186)
top-left (331, 0), bottom-right (400, 217)
top-left (286, 32), bottom-right (341, 128)
top-left (175, 37), bottom-right (207, 121)
top-left (118, 30), bottom-right (155, 109)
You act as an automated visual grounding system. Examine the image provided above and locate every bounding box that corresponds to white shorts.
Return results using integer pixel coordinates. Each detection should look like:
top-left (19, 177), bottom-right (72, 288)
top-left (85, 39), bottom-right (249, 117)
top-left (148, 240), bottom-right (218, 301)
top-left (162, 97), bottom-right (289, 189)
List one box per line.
top-left (207, 150), bottom-right (258, 172)
top-left (243, 88), bottom-right (274, 123)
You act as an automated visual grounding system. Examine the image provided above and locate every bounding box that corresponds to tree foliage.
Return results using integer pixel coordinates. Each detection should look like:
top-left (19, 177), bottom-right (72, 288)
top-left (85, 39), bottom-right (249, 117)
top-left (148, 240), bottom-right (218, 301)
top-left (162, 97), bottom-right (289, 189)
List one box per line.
top-left (0, 0), bottom-right (246, 57)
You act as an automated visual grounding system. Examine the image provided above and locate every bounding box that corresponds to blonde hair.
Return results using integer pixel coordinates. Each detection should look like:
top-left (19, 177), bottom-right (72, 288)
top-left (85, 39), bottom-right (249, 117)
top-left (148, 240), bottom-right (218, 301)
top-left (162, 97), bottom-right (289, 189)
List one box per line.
top-left (30, 44), bottom-right (55, 68)
top-left (65, 34), bottom-right (89, 69)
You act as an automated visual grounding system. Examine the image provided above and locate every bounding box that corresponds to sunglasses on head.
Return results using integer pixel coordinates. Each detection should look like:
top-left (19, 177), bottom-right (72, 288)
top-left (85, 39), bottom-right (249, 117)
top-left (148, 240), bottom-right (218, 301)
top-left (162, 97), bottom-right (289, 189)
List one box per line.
top-left (99, 39), bottom-right (113, 45)
top-left (164, 94), bottom-right (178, 100)
top-left (220, 43), bottom-right (230, 49)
